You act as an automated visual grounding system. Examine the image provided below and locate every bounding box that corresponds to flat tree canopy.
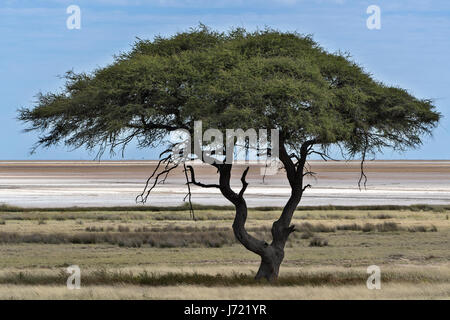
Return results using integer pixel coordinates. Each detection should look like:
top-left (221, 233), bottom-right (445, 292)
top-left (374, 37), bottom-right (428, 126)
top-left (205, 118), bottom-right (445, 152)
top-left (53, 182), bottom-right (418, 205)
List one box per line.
top-left (19, 25), bottom-right (440, 280)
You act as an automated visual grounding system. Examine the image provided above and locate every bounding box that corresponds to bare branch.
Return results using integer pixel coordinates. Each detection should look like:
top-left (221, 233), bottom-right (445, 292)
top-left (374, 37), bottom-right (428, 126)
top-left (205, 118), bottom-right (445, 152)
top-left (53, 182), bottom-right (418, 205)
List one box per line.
top-left (358, 135), bottom-right (369, 191)
top-left (185, 165), bottom-right (220, 189)
top-left (289, 153), bottom-right (301, 163)
top-left (135, 151), bottom-right (170, 203)
top-left (309, 150), bottom-right (339, 161)
top-left (183, 163), bottom-right (195, 220)
top-left (135, 150), bottom-right (178, 204)
top-left (239, 167), bottom-right (250, 197)
top-left (303, 171), bottom-right (317, 177)
top-left (262, 161), bottom-right (268, 184)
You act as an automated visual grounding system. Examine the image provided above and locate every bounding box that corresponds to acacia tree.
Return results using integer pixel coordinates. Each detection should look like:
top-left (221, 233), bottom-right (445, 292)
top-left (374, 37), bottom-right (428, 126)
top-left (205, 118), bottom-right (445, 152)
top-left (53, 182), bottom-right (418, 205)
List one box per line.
top-left (19, 26), bottom-right (440, 281)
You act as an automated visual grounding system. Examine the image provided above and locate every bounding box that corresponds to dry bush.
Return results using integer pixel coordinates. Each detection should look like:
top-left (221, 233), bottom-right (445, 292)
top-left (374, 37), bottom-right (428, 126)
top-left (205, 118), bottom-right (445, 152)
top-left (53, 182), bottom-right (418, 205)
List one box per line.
top-left (408, 225), bottom-right (438, 233)
top-left (297, 222), bottom-right (335, 233)
top-left (300, 231), bottom-right (314, 239)
top-left (309, 237), bottom-right (328, 247)
top-left (0, 230), bottom-right (236, 248)
top-left (336, 224), bottom-right (362, 231)
top-left (117, 225), bottom-right (130, 232)
top-left (362, 222), bottom-right (400, 232)
top-left (376, 222), bottom-right (399, 232)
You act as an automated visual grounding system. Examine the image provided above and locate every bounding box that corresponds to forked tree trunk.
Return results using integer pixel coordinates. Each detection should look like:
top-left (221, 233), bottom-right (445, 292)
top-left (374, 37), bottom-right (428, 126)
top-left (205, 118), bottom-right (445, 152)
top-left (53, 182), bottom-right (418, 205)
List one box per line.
top-left (231, 201), bottom-right (286, 281)
top-left (214, 140), bottom-right (313, 281)
top-left (255, 245), bottom-right (284, 281)
top-left (230, 191), bottom-right (301, 281)
top-left (254, 190), bottom-right (302, 281)
top-left (218, 162), bottom-right (304, 282)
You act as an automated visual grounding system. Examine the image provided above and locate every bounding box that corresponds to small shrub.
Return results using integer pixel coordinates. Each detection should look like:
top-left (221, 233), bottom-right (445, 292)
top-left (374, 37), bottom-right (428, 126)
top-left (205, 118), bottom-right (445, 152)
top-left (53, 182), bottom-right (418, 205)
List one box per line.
top-left (336, 224), bottom-right (361, 231)
top-left (408, 226), bottom-right (427, 233)
top-left (362, 223), bottom-right (375, 232)
top-left (369, 213), bottom-right (393, 219)
top-left (298, 222), bottom-right (335, 233)
top-left (118, 225), bottom-right (130, 232)
top-left (363, 222), bottom-right (399, 232)
top-left (300, 231), bottom-right (314, 239)
top-left (134, 226), bottom-right (150, 232)
top-left (309, 237), bottom-right (328, 247)
top-left (376, 222), bottom-right (399, 232)
top-left (85, 226), bottom-right (104, 232)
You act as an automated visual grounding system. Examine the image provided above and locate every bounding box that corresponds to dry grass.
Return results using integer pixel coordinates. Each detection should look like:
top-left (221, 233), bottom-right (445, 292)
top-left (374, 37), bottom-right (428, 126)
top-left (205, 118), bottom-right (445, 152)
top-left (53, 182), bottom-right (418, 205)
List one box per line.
top-left (309, 237), bottom-right (328, 247)
top-left (0, 269), bottom-right (443, 287)
top-left (0, 206), bottom-right (448, 299)
top-left (0, 283), bottom-right (448, 300)
top-left (0, 229), bottom-right (236, 248)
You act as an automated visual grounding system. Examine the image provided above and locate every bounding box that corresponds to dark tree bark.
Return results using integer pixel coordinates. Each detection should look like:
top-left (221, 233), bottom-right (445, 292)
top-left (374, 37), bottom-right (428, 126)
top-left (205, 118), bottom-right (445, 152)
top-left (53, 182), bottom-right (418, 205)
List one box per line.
top-left (214, 140), bottom-right (315, 281)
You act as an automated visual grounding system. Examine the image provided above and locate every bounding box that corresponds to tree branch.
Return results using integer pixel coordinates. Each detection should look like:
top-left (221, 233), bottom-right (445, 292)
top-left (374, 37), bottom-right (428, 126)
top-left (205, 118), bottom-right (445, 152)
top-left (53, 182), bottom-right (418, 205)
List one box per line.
top-left (183, 163), bottom-right (195, 220)
top-left (185, 165), bottom-right (220, 189)
top-left (309, 150), bottom-right (339, 161)
top-left (358, 134), bottom-right (369, 190)
top-left (239, 167), bottom-right (250, 198)
top-left (135, 149), bottom-right (173, 203)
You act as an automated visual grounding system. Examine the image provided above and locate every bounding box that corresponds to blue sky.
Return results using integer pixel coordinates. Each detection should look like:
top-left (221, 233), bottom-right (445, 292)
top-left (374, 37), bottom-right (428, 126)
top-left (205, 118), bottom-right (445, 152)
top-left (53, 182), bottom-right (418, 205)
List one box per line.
top-left (1, 0), bottom-right (449, 160)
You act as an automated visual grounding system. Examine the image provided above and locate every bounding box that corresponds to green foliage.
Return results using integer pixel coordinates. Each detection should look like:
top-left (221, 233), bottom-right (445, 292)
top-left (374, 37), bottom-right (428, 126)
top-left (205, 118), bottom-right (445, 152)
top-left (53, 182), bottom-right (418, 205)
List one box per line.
top-left (18, 25), bottom-right (440, 158)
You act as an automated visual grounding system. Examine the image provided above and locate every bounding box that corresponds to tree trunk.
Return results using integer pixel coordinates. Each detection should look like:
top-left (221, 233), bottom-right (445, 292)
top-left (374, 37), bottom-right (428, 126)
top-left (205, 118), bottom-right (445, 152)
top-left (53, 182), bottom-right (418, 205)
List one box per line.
top-left (252, 140), bottom-right (314, 281)
top-left (218, 163), bottom-right (305, 282)
top-left (217, 138), bottom-right (312, 281)
top-left (255, 245), bottom-right (284, 281)
top-left (231, 200), bottom-right (288, 282)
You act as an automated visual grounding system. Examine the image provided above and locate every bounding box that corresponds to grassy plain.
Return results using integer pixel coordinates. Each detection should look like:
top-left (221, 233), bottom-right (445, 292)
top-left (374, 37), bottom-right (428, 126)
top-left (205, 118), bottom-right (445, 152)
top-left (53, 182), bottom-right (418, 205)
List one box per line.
top-left (0, 204), bottom-right (448, 299)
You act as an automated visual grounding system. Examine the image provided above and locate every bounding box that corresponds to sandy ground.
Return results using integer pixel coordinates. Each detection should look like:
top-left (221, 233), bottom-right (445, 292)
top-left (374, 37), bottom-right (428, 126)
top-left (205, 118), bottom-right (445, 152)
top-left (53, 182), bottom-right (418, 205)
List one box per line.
top-left (1, 160), bottom-right (450, 207)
